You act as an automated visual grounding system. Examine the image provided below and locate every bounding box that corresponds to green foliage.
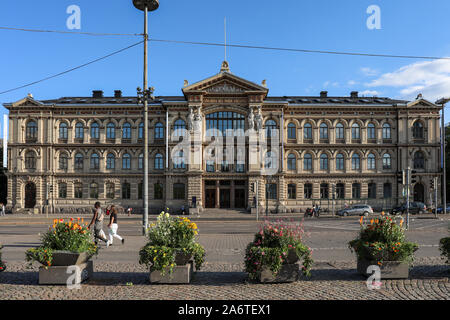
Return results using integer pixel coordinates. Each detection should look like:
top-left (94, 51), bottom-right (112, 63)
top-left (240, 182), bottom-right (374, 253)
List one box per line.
top-left (25, 218), bottom-right (98, 266)
top-left (439, 237), bottom-right (450, 263)
top-left (348, 215), bottom-right (418, 266)
top-left (245, 220), bottom-right (313, 280)
top-left (139, 212), bottom-right (206, 275)
top-left (0, 244), bottom-right (6, 272)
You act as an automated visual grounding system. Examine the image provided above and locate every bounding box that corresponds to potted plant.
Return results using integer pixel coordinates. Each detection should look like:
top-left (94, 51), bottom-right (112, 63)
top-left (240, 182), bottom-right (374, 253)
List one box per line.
top-left (439, 224), bottom-right (450, 264)
top-left (25, 218), bottom-right (98, 284)
top-left (139, 211), bottom-right (206, 284)
top-left (245, 220), bottom-right (313, 283)
top-left (349, 214), bottom-right (418, 279)
top-left (0, 244), bottom-right (6, 272)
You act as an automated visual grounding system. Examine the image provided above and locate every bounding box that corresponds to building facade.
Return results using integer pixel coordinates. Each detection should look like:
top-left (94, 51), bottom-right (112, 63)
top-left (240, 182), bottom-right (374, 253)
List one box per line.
top-left (3, 63), bottom-right (443, 214)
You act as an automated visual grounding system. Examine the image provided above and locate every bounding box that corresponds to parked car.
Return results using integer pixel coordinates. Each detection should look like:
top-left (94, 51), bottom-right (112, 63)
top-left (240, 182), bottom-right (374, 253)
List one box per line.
top-left (337, 204), bottom-right (373, 217)
top-left (390, 202), bottom-right (427, 215)
top-left (433, 203), bottom-right (450, 214)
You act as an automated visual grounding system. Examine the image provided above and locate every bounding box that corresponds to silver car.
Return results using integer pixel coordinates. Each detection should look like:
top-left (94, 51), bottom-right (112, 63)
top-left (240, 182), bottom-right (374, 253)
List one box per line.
top-left (337, 204), bottom-right (373, 217)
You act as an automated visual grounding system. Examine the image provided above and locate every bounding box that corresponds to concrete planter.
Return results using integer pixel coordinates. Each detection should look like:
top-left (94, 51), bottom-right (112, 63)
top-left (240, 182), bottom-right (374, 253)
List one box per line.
top-left (50, 251), bottom-right (92, 266)
top-left (285, 249), bottom-right (299, 264)
top-left (149, 261), bottom-right (194, 284)
top-left (174, 251), bottom-right (192, 266)
top-left (258, 264), bottom-right (299, 283)
top-left (357, 259), bottom-right (410, 279)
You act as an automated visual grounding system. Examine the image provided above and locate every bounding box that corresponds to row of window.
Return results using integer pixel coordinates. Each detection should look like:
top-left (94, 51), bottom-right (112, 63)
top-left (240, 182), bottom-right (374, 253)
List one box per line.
top-left (265, 182), bottom-right (392, 200)
top-left (58, 182), bottom-right (186, 200)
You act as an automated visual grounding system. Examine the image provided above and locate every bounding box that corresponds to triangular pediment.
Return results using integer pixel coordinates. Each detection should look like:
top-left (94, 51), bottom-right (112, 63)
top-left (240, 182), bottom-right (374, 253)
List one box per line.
top-left (10, 96), bottom-right (43, 108)
top-left (406, 98), bottom-right (438, 108)
top-left (182, 71), bottom-right (268, 96)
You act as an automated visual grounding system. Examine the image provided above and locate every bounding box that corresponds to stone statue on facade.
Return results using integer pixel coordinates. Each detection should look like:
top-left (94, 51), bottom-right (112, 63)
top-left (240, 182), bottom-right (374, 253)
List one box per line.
top-left (193, 111), bottom-right (203, 134)
top-left (248, 109), bottom-right (255, 131)
top-left (187, 107), bottom-right (195, 132)
top-left (255, 107), bottom-right (263, 132)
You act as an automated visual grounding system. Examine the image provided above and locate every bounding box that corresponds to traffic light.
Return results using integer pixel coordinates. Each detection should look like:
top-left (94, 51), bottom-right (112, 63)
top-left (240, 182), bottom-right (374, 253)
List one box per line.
top-left (49, 185), bottom-right (53, 193)
top-left (250, 183), bottom-right (255, 193)
top-left (430, 178), bottom-right (435, 189)
top-left (410, 170), bottom-right (418, 184)
top-left (397, 171), bottom-right (405, 185)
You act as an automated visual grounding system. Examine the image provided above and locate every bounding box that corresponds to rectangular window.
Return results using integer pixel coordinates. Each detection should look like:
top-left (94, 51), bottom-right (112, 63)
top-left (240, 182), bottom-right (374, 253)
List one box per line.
top-left (154, 183), bottom-right (163, 200)
top-left (173, 183), bottom-right (185, 200)
top-left (383, 183), bottom-right (392, 198)
top-left (304, 184), bottom-right (312, 199)
top-left (74, 184), bottom-right (83, 199)
top-left (266, 183), bottom-right (277, 200)
top-left (368, 183), bottom-right (377, 199)
top-left (288, 184), bottom-right (296, 199)
top-left (58, 184), bottom-right (67, 199)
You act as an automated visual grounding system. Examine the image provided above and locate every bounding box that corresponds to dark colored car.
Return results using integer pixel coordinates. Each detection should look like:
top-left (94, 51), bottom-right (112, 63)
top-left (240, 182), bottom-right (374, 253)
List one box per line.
top-left (433, 203), bottom-right (450, 214)
top-left (390, 202), bottom-right (427, 215)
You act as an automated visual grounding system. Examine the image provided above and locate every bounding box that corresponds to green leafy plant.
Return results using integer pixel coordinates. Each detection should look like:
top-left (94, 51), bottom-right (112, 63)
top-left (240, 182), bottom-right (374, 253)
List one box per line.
top-left (245, 220), bottom-right (313, 280)
top-left (139, 211), bottom-right (206, 275)
top-left (348, 215), bottom-right (418, 266)
top-left (0, 244), bottom-right (6, 272)
top-left (25, 218), bottom-right (98, 266)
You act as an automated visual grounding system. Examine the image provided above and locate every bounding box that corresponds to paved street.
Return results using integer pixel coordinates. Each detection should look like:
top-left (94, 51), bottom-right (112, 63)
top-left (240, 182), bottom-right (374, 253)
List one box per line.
top-left (0, 213), bottom-right (449, 300)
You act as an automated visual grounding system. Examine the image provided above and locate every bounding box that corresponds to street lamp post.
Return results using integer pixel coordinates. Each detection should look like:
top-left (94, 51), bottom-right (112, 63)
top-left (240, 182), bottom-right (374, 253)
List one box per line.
top-left (133, 0), bottom-right (159, 235)
top-left (436, 98), bottom-right (450, 216)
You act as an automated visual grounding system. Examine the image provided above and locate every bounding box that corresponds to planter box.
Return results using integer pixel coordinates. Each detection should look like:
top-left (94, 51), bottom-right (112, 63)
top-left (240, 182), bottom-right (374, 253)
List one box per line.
top-left (357, 259), bottom-right (410, 279)
top-left (258, 263), bottom-right (299, 283)
top-left (39, 260), bottom-right (93, 285)
top-left (149, 261), bottom-right (194, 284)
top-left (51, 251), bottom-right (91, 266)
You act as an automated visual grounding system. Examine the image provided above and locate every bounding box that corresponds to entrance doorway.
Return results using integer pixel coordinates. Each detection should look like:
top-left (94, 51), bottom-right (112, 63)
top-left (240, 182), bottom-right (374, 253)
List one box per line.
top-left (205, 189), bottom-right (216, 208)
top-left (234, 189), bottom-right (246, 208)
top-left (413, 183), bottom-right (425, 203)
top-left (25, 182), bottom-right (36, 208)
top-left (220, 189), bottom-right (230, 208)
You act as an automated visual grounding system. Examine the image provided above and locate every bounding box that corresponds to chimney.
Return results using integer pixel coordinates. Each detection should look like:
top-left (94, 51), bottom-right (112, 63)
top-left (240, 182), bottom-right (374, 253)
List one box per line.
top-left (114, 90), bottom-right (122, 98)
top-left (92, 90), bottom-right (104, 98)
top-left (320, 91), bottom-right (328, 98)
top-left (350, 91), bottom-right (358, 98)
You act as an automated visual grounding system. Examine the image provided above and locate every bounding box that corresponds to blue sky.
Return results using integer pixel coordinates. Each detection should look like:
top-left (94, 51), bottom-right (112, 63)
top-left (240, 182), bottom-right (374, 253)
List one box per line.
top-left (1, 0), bottom-right (450, 138)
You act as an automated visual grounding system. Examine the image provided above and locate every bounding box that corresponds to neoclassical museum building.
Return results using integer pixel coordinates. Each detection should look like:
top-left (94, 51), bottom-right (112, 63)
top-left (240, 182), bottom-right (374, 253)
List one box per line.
top-left (3, 62), bottom-right (444, 214)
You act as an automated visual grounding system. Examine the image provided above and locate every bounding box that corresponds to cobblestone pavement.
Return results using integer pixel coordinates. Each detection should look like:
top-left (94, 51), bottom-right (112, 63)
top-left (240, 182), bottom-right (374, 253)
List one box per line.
top-left (0, 258), bottom-right (448, 300)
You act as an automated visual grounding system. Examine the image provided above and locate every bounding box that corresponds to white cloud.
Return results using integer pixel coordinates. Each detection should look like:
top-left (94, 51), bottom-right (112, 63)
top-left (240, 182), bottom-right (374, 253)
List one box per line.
top-left (360, 90), bottom-right (380, 96)
top-left (360, 67), bottom-right (379, 77)
top-left (348, 80), bottom-right (357, 86)
top-left (366, 59), bottom-right (450, 102)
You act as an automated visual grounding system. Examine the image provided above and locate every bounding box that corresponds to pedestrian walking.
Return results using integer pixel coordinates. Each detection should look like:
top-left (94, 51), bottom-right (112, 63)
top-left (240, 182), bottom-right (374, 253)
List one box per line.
top-left (107, 205), bottom-right (124, 247)
top-left (126, 206), bottom-right (132, 216)
top-left (0, 203), bottom-right (5, 216)
top-left (87, 202), bottom-right (108, 246)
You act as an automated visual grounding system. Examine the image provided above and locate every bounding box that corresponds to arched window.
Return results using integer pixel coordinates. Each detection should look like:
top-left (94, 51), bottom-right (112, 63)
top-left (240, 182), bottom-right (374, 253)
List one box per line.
top-left (352, 183), bottom-right (361, 199)
top-left (336, 183), bottom-right (345, 199)
top-left (155, 153), bottom-right (163, 170)
top-left (383, 153), bottom-right (392, 169)
top-left (138, 122), bottom-right (144, 139)
top-left (319, 123), bottom-right (328, 140)
top-left (90, 122), bottom-right (99, 139)
top-left (413, 151), bottom-right (425, 169)
top-left (382, 123), bottom-right (391, 139)
top-left (413, 121), bottom-right (424, 139)
top-left (320, 154), bottom-right (328, 170)
top-left (336, 123), bottom-right (344, 140)
top-left (352, 153), bottom-right (361, 170)
top-left (122, 122), bottom-right (131, 139)
top-left (367, 153), bottom-right (376, 170)
top-left (59, 183), bottom-right (67, 199)
top-left (155, 122), bottom-right (164, 139)
top-left (303, 153), bottom-right (312, 170)
top-left (25, 151), bottom-right (36, 169)
top-left (59, 123), bottom-right (68, 140)
top-left (138, 154), bottom-right (144, 170)
top-left (106, 183), bottom-right (115, 199)
top-left (287, 123), bottom-right (296, 139)
top-left (122, 153), bottom-right (131, 170)
top-left (59, 153), bottom-right (68, 170)
top-left (173, 119), bottom-right (186, 137)
top-left (173, 150), bottom-right (185, 169)
top-left (75, 122), bottom-right (84, 139)
top-left (106, 122), bottom-right (116, 139)
top-left (90, 153), bottom-right (99, 169)
top-left (106, 153), bottom-right (115, 169)
top-left (287, 153), bottom-right (296, 171)
top-left (122, 182), bottom-right (131, 199)
top-left (265, 120), bottom-right (277, 138)
top-left (26, 121), bottom-right (38, 140)
top-left (74, 153), bottom-right (84, 170)
top-left (320, 183), bottom-right (329, 199)
top-left (351, 123), bottom-right (360, 139)
top-left (90, 182), bottom-right (99, 199)
top-left (367, 123), bottom-right (376, 139)
top-left (336, 153), bottom-right (344, 171)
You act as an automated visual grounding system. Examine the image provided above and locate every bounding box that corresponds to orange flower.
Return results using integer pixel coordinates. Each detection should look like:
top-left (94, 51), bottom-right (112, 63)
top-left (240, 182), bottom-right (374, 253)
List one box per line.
top-left (370, 219), bottom-right (374, 225)
top-left (359, 216), bottom-right (363, 225)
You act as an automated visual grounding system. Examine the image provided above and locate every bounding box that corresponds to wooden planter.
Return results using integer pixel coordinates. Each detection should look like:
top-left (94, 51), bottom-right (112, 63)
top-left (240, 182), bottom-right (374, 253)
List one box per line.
top-left (149, 251), bottom-right (195, 284)
top-left (357, 259), bottom-right (410, 279)
top-left (39, 251), bottom-right (93, 285)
